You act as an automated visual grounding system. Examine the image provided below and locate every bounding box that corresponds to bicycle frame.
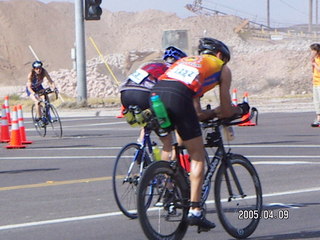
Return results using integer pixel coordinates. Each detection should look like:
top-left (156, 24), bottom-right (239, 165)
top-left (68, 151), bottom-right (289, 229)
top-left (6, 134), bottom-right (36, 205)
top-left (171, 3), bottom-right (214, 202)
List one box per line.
top-left (202, 123), bottom-right (247, 206)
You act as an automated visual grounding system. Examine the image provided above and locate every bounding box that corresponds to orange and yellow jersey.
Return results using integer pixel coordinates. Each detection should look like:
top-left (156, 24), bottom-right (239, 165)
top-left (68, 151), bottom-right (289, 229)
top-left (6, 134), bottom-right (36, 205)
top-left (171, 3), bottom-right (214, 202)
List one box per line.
top-left (313, 56), bottom-right (320, 86)
top-left (159, 54), bottom-right (224, 97)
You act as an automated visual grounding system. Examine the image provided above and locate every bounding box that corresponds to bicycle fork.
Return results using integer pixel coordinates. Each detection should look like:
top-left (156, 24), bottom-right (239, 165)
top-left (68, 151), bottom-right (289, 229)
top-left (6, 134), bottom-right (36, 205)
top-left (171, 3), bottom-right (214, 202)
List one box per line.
top-left (224, 153), bottom-right (246, 201)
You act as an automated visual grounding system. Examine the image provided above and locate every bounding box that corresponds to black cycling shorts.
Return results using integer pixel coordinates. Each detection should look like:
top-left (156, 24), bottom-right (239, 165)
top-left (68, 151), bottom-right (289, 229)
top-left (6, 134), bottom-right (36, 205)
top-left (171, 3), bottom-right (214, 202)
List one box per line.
top-left (151, 80), bottom-right (202, 141)
top-left (121, 89), bottom-right (150, 110)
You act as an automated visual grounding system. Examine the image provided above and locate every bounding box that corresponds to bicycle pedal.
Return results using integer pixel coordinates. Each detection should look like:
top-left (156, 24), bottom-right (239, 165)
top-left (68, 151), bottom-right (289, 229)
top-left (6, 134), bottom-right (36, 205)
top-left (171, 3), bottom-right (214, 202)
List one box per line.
top-left (197, 226), bottom-right (211, 233)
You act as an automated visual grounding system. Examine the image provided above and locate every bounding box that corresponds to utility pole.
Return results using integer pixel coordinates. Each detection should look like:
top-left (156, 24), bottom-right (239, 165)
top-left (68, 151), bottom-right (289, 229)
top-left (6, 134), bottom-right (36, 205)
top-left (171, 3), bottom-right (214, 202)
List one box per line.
top-left (316, 0), bottom-right (318, 25)
top-left (267, 0), bottom-right (270, 28)
top-left (74, 0), bottom-right (87, 104)
top-left (309, 0), bottom-right (313, 32)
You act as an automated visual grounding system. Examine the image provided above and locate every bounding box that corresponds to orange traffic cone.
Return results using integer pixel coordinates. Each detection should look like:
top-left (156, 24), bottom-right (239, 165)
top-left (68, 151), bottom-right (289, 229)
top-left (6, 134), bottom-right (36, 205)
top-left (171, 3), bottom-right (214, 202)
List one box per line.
top-left (5, 106), bottom-right (26, 149)
top-left (1, 104), bottom-right (10, 143)
top-left (17, 105), bottom-right (32, 144)
top-left (238, 92), bottom-right (256, 126)
top-left (4, 96), bottom-right (11, 125)
top-left (116, 105), bottom-right (125, 118)
top-left (232, 88), bottom-right (238, 106)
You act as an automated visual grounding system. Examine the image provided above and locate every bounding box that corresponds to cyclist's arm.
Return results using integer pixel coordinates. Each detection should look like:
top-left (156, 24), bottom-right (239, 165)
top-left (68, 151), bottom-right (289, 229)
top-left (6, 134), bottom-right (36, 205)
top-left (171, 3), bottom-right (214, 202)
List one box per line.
top-left (218, 65), bottom-right (241, 118)
top-left (27, 72), bottom-right (37, 95)
top-left (193, 97), bottom-right (215, 121)
top-left (44, 69), bottom-right (57, 90)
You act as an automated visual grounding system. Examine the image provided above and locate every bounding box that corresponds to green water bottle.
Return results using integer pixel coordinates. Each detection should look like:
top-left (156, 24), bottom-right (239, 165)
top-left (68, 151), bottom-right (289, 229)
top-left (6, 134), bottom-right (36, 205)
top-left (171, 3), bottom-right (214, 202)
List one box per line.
top-left (150, 94), bottom-right (171, 128)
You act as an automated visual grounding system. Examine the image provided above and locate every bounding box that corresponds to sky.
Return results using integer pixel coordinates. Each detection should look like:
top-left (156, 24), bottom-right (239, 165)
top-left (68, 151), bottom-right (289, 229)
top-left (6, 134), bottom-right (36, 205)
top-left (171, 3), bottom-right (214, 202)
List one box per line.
top-left (36, 0), bottom-right (315, 27)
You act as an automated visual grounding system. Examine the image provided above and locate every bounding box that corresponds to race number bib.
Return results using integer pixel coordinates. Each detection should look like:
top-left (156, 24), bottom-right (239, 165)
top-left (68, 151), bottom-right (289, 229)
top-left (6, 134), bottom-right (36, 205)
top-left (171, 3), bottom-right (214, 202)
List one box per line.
top-left (128, 69), bottom-right (149, 84)
top-left (167, 64), bottom-right (199, 84)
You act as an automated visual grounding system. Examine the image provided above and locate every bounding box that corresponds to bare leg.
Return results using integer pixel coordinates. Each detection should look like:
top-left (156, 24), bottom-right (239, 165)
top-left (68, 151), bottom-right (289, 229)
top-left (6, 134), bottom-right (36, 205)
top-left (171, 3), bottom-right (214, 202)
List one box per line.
top-left (183, 136), bottom-right (205, 211)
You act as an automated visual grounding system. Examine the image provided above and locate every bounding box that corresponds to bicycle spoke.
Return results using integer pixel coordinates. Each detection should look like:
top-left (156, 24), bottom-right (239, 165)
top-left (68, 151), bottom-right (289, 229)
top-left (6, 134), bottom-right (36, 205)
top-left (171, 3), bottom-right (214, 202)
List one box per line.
top-left (113, 143), bottom-right (144, 219)
top-left (215, 154), bottom-right (262, 239)
top-left (137, 161), bottom-right (189, 240)
top-left (31, 103), bottom-right (46, 137)
top-left (47, 104), bottom-right (62, 138)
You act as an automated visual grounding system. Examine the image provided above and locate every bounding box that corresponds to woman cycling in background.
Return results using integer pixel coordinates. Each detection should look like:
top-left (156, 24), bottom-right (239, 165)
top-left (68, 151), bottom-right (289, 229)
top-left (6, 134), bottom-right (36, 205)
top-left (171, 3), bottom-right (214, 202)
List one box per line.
top-left (26, 60), bottom-right (58, 122)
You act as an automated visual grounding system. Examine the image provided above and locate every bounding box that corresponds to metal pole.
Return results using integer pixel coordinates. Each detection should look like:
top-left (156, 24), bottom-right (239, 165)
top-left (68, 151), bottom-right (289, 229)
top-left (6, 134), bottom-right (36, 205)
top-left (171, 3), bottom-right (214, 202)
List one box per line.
top-left (75, 0), bottom-right (87, 104)
top-left (309, 0), bottom-right (313, 32)
top-left (316, 0), bottom-right (318, 25)
top-left (267, 0), bottom-right (270, 28)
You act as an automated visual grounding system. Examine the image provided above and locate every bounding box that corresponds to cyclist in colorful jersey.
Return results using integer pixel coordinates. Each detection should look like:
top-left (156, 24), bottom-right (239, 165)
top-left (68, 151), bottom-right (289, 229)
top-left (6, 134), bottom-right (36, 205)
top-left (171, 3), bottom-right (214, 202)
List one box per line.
top-left (26, 60), bottom-right (58, 121)
top-left (120, 46), bottom-right (187, 156)
top-left (153, 37), bottom-right (249, 230)
top-left (310, 43), bottom-right (320, 127)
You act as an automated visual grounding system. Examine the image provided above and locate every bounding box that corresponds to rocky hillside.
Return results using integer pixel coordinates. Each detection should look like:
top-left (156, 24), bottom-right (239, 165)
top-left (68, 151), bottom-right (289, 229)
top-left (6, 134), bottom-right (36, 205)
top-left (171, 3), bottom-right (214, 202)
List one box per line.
top-left (0, 0), bottom-right (314, 99)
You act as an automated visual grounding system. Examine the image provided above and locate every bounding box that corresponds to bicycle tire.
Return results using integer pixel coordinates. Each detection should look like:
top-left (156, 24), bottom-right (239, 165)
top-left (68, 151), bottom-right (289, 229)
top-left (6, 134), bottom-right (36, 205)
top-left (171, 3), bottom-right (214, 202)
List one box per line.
top-left (112, 143), bottom-right (151, 219)
top-left (137, 160), bottom-right (189, 240)
top-left (47, 104), bottom-right (63, 138)
top-left (214, 154), bottom-right (262, 239)
top-left (31, 103), bottom-right (46, 137)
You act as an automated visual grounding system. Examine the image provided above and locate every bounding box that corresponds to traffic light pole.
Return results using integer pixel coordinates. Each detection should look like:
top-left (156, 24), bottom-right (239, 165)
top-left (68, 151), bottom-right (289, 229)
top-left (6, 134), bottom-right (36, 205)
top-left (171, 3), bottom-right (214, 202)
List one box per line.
top-left (75, 0), bottom-right (87, 104)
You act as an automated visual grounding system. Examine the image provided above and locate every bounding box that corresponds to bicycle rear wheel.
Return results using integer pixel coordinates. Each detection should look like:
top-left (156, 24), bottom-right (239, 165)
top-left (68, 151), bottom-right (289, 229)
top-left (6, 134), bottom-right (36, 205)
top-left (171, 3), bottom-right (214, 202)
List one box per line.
top-left (31, 103), bottom-right (46, 137)
top-left (47, 104), bottom-right (62, 138)
top-left (214, 154), bottom-right (262, 239)
top-left (112, 143), bottom-right (151, 219)
top-left (137, 161), bottom-right (189, 240)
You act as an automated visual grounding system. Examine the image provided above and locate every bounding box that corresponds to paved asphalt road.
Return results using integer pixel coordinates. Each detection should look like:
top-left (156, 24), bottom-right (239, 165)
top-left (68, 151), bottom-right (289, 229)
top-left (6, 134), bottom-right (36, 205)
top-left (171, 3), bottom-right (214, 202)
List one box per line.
top-left (0, 110), bottom-right (319, 240)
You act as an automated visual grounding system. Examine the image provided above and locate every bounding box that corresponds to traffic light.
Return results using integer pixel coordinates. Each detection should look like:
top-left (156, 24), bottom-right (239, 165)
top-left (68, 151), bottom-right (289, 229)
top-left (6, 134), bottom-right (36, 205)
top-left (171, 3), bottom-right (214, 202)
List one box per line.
top-left (84, 0), bottom-right (102, 20)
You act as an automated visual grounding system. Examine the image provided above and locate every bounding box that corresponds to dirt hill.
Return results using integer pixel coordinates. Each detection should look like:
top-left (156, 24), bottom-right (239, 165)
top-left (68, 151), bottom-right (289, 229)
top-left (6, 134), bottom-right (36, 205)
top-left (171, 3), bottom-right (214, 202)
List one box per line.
top-left (0, 0), bottom-right (314, 99)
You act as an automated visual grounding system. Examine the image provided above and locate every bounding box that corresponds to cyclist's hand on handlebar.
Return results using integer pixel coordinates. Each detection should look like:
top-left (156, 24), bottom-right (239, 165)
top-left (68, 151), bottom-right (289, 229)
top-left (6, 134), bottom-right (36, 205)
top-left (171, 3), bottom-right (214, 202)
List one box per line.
top-left (237, 102), bottom-right (250, 116)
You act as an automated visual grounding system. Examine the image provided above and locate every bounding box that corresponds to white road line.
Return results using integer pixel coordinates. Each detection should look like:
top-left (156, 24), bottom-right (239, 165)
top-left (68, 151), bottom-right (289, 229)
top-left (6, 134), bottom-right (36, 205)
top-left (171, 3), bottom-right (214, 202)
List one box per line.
top-left (0, 186), bottom-right (319, 231)
top-left (1, 156), bottom-right (320, 162)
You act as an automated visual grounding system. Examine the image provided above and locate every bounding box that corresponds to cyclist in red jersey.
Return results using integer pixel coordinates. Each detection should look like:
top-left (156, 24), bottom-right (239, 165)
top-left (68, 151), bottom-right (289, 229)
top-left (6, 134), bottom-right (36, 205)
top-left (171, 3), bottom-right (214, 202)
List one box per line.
top-left (120, 46), bottom-right (187, 157)
top-left (152, 38), bottom-right (249, 230)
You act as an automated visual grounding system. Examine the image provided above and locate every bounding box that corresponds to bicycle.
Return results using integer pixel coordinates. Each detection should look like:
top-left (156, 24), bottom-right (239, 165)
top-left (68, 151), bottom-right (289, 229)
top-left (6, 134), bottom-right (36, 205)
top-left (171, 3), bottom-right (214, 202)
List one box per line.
top-left (137, 108), bottom-right (262, 240)
top-left (112, 122), bottom-right (158, 219)
top-left (31, 88), bottom-right (63, 138)
top-left (112, 106), bottom-right (210, 219)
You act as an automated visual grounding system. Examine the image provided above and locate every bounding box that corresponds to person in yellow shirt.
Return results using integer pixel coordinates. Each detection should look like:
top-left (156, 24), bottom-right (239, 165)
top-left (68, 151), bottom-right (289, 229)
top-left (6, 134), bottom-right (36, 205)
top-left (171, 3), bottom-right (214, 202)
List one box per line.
top-left (310, 43), bottom-right (320, 127)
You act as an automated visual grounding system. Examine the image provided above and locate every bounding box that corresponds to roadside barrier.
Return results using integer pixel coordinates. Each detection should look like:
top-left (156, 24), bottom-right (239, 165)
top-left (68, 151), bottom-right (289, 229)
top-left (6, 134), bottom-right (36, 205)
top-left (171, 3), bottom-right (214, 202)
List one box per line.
top-left (4, 96), bottom-right (11, 125)
top-left (238, 92), bottom-right (257, 126)
top-left (17, 105), bottom-right (32, 144)
top-left (116, 105), bottom-right (125, 118)
top-left (5, 106), bottom-right (26, 149)
top-left (232, 88), bottom-right (238, 106)
top-left (1, 104), bottom-right (10, 143)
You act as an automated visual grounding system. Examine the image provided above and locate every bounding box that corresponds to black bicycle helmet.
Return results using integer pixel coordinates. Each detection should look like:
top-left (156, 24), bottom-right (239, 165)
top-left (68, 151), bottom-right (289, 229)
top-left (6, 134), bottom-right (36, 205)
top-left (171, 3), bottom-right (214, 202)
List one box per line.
top-left (32, 60), bottom-right (43, 68)
top-left (198, 38), bottom-right (230, 63)
top-left (163, 46), bottom-right (187, 63)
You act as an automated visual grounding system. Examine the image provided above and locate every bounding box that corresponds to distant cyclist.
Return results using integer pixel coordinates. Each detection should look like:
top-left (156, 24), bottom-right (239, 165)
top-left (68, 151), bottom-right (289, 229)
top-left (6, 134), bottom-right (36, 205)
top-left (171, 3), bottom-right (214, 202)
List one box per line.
top-left (120, 46), bottom-right (187, 159)
top-left (153, 38), bottom-right (249, 230)
top-left (26, 60), bottom-right (58, 122)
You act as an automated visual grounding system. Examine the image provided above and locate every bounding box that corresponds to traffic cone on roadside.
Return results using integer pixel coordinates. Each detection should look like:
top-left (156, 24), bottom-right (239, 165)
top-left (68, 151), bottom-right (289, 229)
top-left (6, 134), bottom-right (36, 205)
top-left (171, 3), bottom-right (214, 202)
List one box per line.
top-left (238, 92), bottom-right (256, 126)
top-left (1, 104), bottom-right (10, 143)
top-left (4, 96), bottom-right (11, 125)
top-left (17, 105), bottom-right (32, 144)
top-left (5, 106), bottom-right (26, 149)
top-left (116, 105), bottom-right (125, 118)
top-left (232, 88), bottom-right (238, 106)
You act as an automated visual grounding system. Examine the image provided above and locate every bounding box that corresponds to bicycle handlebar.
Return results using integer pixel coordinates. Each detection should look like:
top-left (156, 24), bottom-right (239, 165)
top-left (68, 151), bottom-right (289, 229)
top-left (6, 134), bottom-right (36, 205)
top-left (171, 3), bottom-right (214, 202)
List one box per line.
top-left (37, 88), bottom-right (55, 96)
top-left (201, 107), bottom-right (258, 129)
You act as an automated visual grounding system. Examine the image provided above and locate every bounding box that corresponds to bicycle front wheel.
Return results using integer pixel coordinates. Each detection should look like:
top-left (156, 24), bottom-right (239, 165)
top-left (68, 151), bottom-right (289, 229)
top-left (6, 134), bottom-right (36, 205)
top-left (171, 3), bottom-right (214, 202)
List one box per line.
top-left (31, 103), bottom-right (46, 137)
top-left (214, 154), bottom-right (262, 239)
top-left (112, 143), bottom-right (151, 219)
top-left (137, 161), bottom-right (189, 240)
top-left (47, 104), bottom-right (62, 138)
